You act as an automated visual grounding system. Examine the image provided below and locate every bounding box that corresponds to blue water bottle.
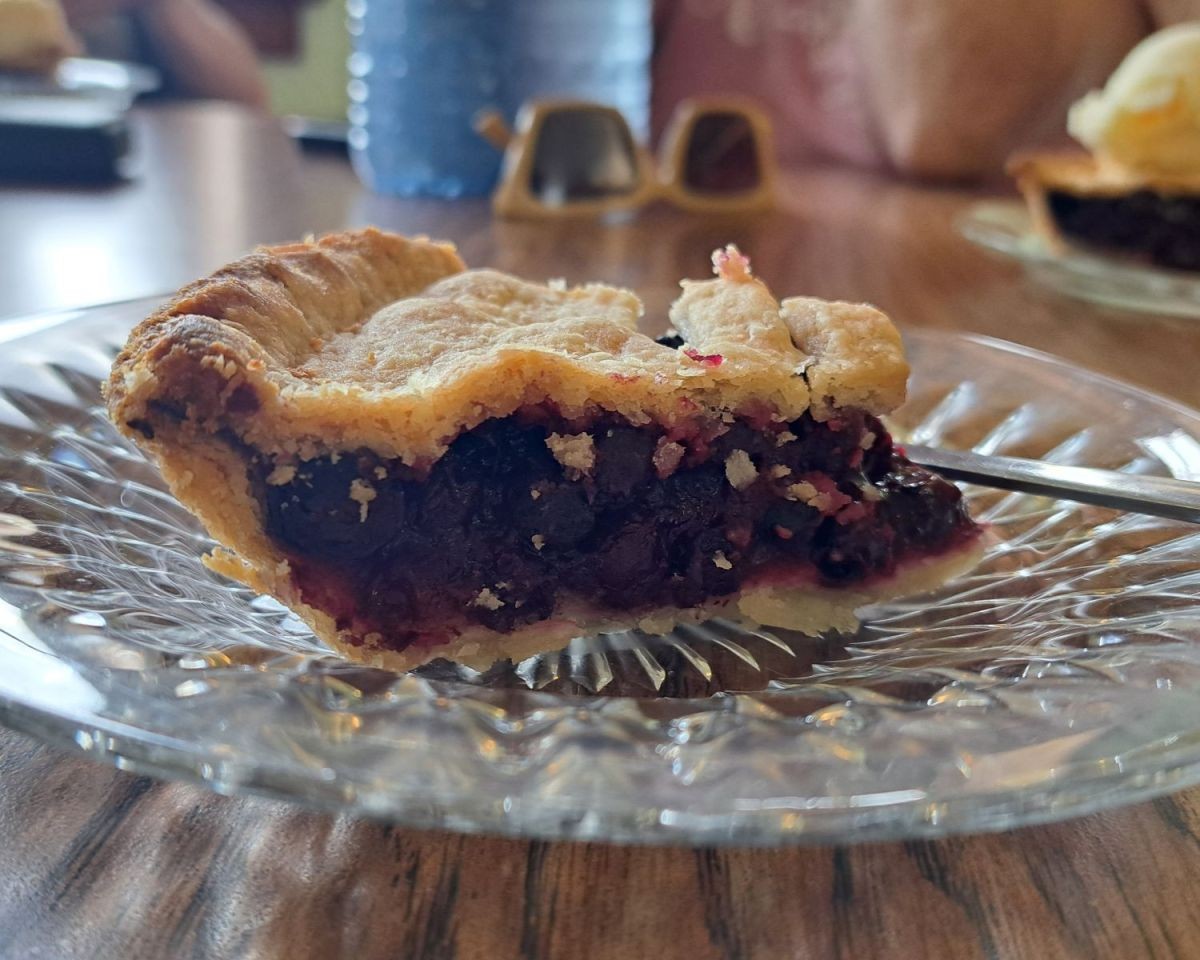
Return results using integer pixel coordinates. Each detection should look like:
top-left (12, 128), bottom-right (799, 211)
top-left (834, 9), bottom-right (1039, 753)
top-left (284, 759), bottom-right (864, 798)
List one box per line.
top-left (506, 0), bottom-right (652, 140)
top-left (347, 0), bottom-right (506, 197)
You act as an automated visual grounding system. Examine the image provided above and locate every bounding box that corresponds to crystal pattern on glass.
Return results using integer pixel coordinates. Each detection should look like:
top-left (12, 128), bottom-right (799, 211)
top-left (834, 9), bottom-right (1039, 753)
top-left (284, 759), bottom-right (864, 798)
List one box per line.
top-left (1, 298), bottom-right (1200, 845)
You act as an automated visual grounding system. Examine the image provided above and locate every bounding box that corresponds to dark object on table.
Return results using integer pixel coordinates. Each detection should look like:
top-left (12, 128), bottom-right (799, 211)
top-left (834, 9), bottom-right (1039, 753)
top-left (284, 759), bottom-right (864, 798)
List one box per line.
top-left (0, 93), bottom-right (130, 183)
top-left (281, 115), bottom-right (349, 157)
top-left (0, 58), bottom-right (160, 100)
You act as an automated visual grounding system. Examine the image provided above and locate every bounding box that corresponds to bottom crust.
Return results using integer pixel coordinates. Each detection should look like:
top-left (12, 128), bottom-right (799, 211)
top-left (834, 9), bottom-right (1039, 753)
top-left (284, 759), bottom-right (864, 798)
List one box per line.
top-left (207, 531), bottom-right (986, 674)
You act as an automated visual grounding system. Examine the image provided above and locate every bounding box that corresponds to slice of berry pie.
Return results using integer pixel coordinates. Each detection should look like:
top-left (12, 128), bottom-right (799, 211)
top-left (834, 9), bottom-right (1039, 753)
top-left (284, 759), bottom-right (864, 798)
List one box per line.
top-left (1008, 25), bottom-right (1200, 272)
top-left (1008, 151), bottom-right (1200, 273)
top-left (106, 229), bottom-right (983, 672)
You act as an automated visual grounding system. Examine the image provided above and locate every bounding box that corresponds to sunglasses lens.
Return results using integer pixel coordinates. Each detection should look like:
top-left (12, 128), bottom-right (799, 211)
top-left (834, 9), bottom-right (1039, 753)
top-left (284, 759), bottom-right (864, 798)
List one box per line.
top-left (529, 111), bottom-right (639, 204)
top-left (683, 113), bottom-right (761, 195)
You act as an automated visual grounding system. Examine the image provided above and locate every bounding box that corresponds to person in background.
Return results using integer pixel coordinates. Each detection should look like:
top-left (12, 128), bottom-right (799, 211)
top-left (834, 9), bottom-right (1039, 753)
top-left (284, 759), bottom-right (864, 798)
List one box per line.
top-left (61, 0), bottom-right (266, 107)
top-left (654, 0), bottom-right (1200, 180)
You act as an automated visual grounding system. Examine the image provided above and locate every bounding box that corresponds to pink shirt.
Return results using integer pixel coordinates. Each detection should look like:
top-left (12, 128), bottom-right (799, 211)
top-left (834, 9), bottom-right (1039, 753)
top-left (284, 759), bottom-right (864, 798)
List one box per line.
top-left (653, 0), bottom-right (883, 168)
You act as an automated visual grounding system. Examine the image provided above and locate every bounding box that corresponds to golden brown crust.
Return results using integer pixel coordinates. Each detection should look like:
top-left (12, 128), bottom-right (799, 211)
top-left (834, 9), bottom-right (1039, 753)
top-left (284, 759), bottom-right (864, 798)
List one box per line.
top-left (780, 297), bottom-right (907, 418)
top-left (106, 230), bottom-right (468, 455)
top-left (106, 228), bottom-right (928, 672)
top-left (108, 228), bottom-right (908, 463)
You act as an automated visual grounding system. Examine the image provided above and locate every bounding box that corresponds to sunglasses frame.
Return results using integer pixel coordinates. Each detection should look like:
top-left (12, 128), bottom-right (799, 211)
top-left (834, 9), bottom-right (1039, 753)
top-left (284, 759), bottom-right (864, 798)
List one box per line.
top-left (656, 97), bottom-right (777, 214)
top-left (480, 96), bottom-right (776, 218)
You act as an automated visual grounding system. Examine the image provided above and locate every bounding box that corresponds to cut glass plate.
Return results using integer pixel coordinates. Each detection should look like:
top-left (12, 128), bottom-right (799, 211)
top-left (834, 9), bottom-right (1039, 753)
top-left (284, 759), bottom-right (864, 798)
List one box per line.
top-left (958, 200), bottom-right (1200, 319)
top-left (1, 296), bottom-right (1199, 845)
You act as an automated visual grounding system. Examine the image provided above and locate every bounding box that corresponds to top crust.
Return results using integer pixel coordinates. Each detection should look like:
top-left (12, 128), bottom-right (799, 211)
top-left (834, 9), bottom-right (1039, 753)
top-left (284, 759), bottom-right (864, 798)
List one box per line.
top-left (1007, 150), bottom-right (1200, 197)
top-left (106, 228), bottom-right (908, 465)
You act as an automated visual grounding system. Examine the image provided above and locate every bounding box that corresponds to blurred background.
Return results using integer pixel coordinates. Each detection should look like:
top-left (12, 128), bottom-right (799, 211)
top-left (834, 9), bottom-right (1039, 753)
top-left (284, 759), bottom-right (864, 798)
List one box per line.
top-left (4, 0), bottom-right (1191, 192)
top-left (263, 0), bottom-right (350, 122)
top-left (2, 0), bottom-right (1199, 342)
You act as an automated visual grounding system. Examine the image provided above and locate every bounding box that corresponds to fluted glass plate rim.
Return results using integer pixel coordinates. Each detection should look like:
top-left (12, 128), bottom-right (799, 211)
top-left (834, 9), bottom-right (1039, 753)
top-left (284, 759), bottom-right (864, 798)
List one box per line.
top-left (5, 691), bottom-right (1200, 846)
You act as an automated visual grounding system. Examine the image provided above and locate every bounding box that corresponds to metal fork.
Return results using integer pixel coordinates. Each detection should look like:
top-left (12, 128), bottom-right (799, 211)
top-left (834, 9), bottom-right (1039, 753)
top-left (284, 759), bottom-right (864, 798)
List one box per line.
top-left (905, 444), bottom-right (1200, 525)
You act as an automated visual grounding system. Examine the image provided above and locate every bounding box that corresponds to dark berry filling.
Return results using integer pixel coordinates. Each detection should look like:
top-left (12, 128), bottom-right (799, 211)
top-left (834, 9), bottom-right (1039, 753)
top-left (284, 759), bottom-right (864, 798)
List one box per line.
top-left (255, 410), bottom-right (976, 652)
top-left (1047, 189), bottom-right (1200, 271)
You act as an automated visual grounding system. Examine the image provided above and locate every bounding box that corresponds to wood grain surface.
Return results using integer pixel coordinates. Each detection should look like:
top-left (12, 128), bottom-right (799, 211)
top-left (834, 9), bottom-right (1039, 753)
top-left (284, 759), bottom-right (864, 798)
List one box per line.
top-left (2, 102), bottom-right (1200, 960)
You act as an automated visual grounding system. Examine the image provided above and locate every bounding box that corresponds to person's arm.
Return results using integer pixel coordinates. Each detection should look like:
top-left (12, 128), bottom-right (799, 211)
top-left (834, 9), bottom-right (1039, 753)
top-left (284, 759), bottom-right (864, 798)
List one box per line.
top-left (137, 0), bottom-right (267, 107)
top-left (852, 0), bottom-right (1148, 180)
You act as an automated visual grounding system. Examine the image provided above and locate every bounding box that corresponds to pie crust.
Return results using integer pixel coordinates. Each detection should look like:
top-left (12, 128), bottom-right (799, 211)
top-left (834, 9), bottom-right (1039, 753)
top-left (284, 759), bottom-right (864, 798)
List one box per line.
top-left (1008, 150), bottom-right (1200, 259)
top-left (107, 229), bottom-right (981, 673)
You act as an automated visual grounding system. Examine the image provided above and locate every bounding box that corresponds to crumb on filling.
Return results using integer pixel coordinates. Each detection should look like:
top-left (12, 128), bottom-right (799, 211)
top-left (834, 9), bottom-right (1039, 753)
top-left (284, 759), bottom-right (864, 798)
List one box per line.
top-left (252, 406), bottom-right (977, 653)
top-left (1047, 189), bottom-right (1200, 271)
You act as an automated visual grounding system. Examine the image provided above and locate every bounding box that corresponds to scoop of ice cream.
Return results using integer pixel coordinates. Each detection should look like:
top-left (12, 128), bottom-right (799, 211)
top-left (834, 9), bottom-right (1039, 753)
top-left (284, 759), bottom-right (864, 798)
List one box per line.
top-left (1068, 23), bottom-right (1200, 178)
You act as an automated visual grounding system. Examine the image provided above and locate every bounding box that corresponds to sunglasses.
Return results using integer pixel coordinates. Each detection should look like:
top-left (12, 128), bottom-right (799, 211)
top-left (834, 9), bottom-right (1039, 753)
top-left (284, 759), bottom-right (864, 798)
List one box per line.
top-left (475, 97), bottom-right (776, 218)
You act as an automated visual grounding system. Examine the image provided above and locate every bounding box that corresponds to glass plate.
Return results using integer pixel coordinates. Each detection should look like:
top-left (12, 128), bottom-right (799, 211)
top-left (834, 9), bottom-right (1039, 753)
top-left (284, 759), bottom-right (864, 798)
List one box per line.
top-left (2, 297), bottom-right (1200, 847)
top-left (958, 200), bottom-right (1200, 319)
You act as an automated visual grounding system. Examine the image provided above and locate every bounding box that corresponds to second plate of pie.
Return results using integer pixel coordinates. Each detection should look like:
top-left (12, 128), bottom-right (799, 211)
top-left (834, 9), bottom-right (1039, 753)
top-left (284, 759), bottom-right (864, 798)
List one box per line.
top-left (959, 200), bottom-right (1200, 319)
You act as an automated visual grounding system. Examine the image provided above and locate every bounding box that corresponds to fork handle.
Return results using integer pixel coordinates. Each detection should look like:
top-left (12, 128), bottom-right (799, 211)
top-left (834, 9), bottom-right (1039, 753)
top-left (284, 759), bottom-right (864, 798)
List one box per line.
top-left (905, 444), bottom-right (1200, 525)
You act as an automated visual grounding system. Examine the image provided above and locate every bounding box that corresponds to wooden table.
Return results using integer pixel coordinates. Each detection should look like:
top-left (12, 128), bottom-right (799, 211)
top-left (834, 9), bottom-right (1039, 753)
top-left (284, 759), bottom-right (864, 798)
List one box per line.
top-left (1, 102), bottom-right (1199, 960)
